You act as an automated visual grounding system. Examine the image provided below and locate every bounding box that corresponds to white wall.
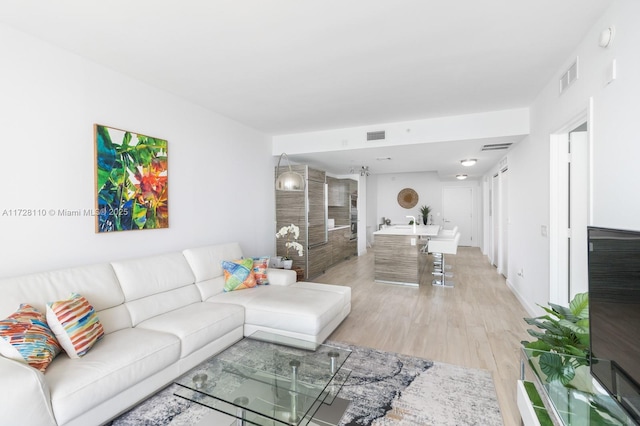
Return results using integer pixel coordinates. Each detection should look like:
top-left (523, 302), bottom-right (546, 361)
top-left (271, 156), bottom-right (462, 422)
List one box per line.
top-left (498, 0), bottom-right (640, 315)
top-left (369, 171), bottom-right (481, 246)
top-left (0, 24), bottom-right (275, 278)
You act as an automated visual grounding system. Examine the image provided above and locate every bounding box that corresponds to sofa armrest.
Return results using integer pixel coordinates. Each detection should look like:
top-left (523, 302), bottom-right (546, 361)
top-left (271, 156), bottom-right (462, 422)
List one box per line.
top-left (266, 268), bottom-right (297, 286)
top-left (0, 357), bottom-right (56, 426)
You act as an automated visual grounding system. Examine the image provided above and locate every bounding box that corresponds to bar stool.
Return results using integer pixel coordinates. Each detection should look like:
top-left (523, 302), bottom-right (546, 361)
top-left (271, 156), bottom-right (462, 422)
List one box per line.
top-left (428, 232), bottom-right (460, 287)
top-left (437, 225), bottom-right (458, 238)
top-left (433, 226), bottom-right (458, 270)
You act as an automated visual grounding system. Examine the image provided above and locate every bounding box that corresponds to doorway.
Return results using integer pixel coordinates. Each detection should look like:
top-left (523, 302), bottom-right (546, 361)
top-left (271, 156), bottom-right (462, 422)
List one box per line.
top-left (492, 174), bottom-right (499, 265)
top-left (550, 115), bottom-right (591, 305)
top-left (490, 166), bottom-right (508, 276)
top-left (442, 187), bottom-right (473, 246)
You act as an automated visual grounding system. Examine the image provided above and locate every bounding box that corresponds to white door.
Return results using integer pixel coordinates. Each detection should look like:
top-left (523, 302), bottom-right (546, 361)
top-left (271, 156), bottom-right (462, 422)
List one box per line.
top-left (500, 168), bottom-right (509, 277)
top-left (550, 123), bottom-right (590, 305)
top-left (443, 187), bottom-right (473, 246)
top-left (492, 174), bottom-right (499, 265)
top-left (569, 130), bottom-right (589, 298)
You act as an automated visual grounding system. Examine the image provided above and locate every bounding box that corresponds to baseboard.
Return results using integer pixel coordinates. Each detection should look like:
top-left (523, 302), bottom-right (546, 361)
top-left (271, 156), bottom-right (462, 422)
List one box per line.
top-left (505, 278), bottom-right (538, 317)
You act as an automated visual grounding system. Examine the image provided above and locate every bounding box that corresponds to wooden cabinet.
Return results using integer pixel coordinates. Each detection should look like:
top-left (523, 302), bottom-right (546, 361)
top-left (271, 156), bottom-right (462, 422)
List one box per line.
top-left (308, 243), bottom-right (331, 279)
top-left (330, 228), bottom-right (346, 263)
top-left (275, 167), bottom-right (357, 280)
top-left (374, 234), bottom-right (419, 284)
top-left (307, 176), bottom-right (327, 247)
top-left (275, 165), bottom-right (327, 278)
top-left (328, 227), bottom-right (356, 266)
top-left (327, 177), bottom-right (347, 206)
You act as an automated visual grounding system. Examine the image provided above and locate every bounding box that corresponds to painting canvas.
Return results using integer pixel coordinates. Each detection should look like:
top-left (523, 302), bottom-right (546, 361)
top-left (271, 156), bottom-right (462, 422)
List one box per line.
top-left (94, 124), bottom-right (168, 233)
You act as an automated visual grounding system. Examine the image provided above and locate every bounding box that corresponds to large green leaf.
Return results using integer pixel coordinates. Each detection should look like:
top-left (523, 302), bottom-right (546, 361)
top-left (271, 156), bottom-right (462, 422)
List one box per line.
top-left (524, 317), bottom-right (564, 335)
top-left (558, 319), bottom-right (588, 335)
top-left (548, 303), bottom-right (574, 321)
top-left (539, 352), bottom-right (575, 385)
top-left (122, 131), bottom-right (132, 148)
top-left (570, 292), bottom-right (589, 319)
top-left (96, 126), bottom-right (116, 190)
top-left (522, 339), bottom-right (553, 353)
top-left (133, 203), bottom-right (147, 229)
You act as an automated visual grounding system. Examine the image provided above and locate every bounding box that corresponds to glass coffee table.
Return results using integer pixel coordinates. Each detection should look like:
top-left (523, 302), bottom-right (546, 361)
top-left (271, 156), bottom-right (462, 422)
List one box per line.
top-left (174, 331), bottom-right (352, 425)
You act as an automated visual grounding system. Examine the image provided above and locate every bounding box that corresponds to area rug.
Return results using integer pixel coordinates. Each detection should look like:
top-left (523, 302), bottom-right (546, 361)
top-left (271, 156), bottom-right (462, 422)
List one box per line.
top-left (108, 341), bottom-right (503, 426)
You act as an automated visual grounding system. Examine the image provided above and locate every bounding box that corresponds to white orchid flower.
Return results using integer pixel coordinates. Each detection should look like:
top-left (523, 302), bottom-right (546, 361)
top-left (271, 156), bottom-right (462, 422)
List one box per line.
top-left (276, 223), bottom-right (304, 258)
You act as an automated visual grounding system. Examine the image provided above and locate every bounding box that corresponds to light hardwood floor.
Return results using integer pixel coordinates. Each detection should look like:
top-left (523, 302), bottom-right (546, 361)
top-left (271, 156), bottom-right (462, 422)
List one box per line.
top-left (320, 246), bottom-right (531, 425)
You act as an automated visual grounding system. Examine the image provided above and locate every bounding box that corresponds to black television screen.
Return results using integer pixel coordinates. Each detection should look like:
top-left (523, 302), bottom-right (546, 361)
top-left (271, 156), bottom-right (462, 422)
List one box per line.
top-left (588, 226), bottom-right (640, 422)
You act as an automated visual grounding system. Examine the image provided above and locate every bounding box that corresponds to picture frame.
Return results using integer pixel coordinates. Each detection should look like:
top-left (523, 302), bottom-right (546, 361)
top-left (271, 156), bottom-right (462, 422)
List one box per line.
top-left (94, 124), bottom-right (168, 233)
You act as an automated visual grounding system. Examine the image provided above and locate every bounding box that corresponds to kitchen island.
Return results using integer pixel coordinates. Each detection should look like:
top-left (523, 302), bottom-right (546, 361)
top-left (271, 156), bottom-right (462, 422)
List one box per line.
top-left (373, 225), bottom-right (440, 286)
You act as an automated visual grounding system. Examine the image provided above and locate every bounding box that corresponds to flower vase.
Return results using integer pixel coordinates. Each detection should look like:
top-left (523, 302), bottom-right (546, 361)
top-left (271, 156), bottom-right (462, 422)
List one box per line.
top-left (282, 259), bottom-right (293, 269)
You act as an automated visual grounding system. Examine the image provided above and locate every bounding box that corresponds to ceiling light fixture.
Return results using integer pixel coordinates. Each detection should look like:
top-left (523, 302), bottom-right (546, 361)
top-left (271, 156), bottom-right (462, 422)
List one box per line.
top-left (460, 159), bottom-right (477, 167)
top-left (360, 166), bottom-right (370, 177)
top-left (275, 153), bottom-right (305, 191)
top-left (456, 174), bottom-right (468, 180)
top-left (599, 26), bottom-right (615, 48)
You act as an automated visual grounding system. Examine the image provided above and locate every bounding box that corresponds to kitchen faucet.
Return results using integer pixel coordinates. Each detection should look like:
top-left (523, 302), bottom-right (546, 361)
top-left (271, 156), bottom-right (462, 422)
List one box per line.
top-left (406, 215), bottom-right (416, 234)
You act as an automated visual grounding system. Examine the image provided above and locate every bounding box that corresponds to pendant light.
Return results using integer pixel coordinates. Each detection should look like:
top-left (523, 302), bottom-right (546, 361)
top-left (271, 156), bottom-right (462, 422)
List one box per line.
top-left (275, 153), bottom-right (305, 191)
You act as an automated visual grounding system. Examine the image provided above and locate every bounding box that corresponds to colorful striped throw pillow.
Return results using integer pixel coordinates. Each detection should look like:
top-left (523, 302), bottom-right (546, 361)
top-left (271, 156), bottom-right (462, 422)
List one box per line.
top-left (46, 293), bottom-right (104, 358)
top-left (0, 304), bottom-right (62, 372)
top-left (252, 256), bottom-right (270, 285)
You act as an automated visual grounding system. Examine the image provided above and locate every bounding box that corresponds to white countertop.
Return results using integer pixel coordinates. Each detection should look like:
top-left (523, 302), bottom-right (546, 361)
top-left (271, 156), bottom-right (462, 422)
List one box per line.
top-left (328, 225), bottom-right (350, 231)
top-left (373, 224), bottom-right (440, 236)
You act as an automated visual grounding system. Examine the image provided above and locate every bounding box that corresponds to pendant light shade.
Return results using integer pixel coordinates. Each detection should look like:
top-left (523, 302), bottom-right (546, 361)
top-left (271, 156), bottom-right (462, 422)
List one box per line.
top-left (275, 153), bottom-right (305, 191)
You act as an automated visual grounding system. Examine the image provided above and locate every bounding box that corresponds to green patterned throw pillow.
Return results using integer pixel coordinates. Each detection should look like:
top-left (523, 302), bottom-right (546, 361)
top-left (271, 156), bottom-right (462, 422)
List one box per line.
top-left (222, 258), bottom-right (257, 292)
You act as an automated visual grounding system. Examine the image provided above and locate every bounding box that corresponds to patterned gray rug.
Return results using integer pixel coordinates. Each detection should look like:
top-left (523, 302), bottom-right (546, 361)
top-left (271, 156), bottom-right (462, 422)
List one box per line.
top-left (108, 341), bottom-right (502, 426)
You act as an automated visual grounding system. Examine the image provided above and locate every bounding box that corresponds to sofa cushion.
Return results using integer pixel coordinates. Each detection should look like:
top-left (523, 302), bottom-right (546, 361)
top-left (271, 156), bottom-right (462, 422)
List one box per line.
top-left (0, 304), bottom-right (62, 372)
top-left (111, 252), bottom-right (199, 326)
top-left (45, 327), bottom-right (180, 425)
top-left (183, 243), bottom-right (244, 283)
top-left (222, 259), bottom-right (257, 292)
top-left (208, 286), bottom-right (344, 336)
top-left (111, 252), bottom-right (195, 301)
top-left (0, 263), bottom-right (127, 335)
top-left (135, 302), bottom-right (244, 358)
top-left (124, 285), bottom-right (202, 327)
top-left (46, 293), bottom-right (104, 358)
top-left (292, 282), bottom-right (352, 309)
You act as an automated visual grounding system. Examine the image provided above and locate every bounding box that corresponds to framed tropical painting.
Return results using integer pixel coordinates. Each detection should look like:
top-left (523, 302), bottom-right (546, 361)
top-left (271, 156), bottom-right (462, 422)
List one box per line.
top-left (94, 124), bottom-right (168, 233)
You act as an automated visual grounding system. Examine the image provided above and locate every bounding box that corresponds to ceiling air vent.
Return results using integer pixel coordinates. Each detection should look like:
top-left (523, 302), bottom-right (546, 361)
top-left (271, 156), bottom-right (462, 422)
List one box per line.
top-left (367, 130), bottom-right (386, 141)
top-left (560, 58), bottom-right (579, 94)
top-left (481, 143), bottom-right (512, 151)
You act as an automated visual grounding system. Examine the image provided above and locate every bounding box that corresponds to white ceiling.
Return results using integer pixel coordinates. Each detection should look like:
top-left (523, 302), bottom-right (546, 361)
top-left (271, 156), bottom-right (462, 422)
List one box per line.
top-left (286, 135), bottom-right (522, 178)
top-left (1, 0), bottom-right (612, 176)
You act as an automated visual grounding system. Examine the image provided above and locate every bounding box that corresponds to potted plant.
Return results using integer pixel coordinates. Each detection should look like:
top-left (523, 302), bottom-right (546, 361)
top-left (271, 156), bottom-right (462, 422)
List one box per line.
top-left (419, 205), bottom-right (432, 225)
top-left (520, 293), bottom-right (632, 423)
top-left (275, 223), bottom-right (304, 269)
top-left (521, 292), bottom-right (590, 385)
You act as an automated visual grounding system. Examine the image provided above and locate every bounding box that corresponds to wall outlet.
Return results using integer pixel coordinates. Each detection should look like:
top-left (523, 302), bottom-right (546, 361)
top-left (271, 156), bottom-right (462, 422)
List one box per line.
top-left (410, 238), bottom-right (416, 246)
top-left (541, 225), bottom-right (548, 237)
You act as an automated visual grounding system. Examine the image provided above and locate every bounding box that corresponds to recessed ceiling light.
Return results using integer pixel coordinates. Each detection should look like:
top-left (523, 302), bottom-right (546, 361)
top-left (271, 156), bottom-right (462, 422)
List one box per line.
top-left (456, 174), bottom-right (468, 180)
top-left (460, 159), bottom-right (477, 167)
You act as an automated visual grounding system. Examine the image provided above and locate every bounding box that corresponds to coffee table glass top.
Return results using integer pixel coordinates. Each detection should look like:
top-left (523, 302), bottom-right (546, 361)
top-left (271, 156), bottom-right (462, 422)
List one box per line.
top-left (174, 331), bottom-right (352, 425)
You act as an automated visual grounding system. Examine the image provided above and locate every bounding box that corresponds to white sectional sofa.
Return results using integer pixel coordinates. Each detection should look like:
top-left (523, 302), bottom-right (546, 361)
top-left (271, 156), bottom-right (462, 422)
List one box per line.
top-left (0, 242), bottom-right (351, 426)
